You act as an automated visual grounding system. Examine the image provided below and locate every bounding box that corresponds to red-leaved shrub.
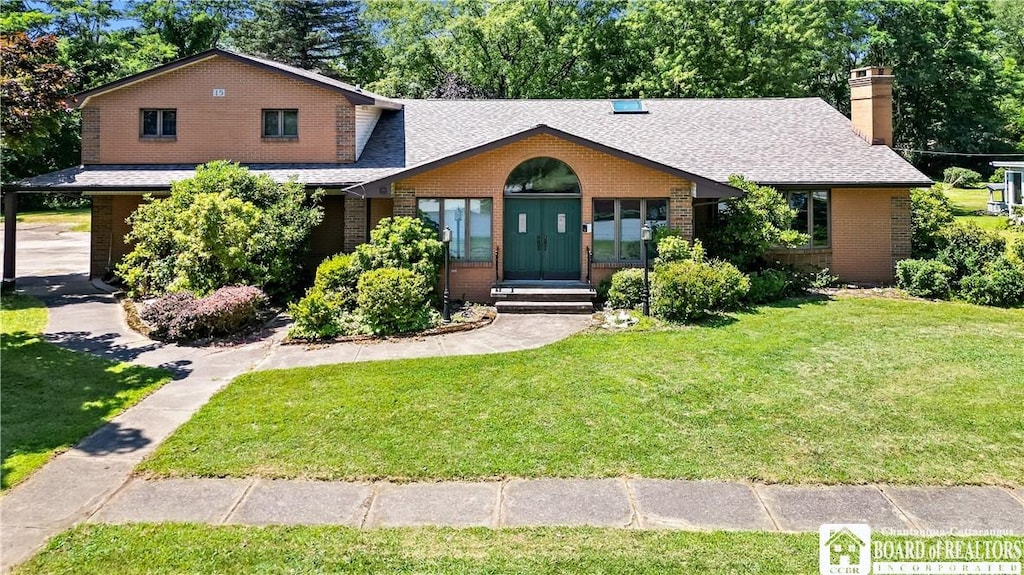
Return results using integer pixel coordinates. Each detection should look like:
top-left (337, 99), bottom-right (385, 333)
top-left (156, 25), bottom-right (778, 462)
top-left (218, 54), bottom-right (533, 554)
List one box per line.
top-left (141, 286), bottom-right (268, 341)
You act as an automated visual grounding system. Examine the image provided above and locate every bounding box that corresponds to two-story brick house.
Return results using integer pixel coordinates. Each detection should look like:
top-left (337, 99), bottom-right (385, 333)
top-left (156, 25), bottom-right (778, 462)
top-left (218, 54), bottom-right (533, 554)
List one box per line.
top-left (7, 49), bottom-right (932, 302)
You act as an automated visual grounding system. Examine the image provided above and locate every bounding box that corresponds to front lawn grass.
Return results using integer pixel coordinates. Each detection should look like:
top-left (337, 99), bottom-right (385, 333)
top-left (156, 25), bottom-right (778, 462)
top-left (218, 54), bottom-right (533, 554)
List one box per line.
top-left (944, 186), bottom-right (988, 214)
top-left (0, 207), bottom-right (91, 232)
top-left (18, 525), bottom-right (1024, 575)
top-left (140, 296), bottom-right (1024, 485)
top-left (1, 294), bottom-right (170, 489)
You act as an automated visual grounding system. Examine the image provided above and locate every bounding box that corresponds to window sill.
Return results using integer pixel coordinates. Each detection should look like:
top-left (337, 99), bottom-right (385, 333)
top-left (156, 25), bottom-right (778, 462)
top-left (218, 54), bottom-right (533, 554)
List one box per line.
top-left (262, 136), bottom-right (299, 142)
top-left (769, 246), bottom-right (831, 253)
top-left (451, 260), bottom-right (493, 268)
top-left (139, 136), bottom-right (176, 142)
top-left (593, 261), bottom-right (644, 268)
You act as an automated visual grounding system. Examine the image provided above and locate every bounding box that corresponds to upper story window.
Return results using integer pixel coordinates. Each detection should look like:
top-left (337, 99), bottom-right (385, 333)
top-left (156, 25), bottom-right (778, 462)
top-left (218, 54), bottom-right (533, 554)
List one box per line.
top-left (141, 109), bottom-right (176, 138)
top-left (783, 190), bottom-right (830, 248)
top-left (263, 109), bottom-right (298, 138)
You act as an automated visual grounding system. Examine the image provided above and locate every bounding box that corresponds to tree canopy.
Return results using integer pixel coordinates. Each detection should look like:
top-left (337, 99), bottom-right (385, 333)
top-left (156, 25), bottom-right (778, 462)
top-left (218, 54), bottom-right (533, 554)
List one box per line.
top-left (2, 0), bottom-right (1022, 181)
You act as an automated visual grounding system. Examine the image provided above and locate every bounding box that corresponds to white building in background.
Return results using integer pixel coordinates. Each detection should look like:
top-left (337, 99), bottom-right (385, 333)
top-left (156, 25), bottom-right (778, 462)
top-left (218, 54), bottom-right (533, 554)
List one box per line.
top-left (991, 161), bottom-right (1024, 223)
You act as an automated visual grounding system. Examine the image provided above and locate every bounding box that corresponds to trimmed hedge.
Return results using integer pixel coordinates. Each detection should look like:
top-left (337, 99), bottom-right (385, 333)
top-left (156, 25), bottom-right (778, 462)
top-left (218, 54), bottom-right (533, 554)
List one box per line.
top-left (356, 267), bottom-right (434, 335)
top-left (895, 259), bottom-right (954, 299)
top-left (141, 285), bottom-right (268, 341)
top-left (651, 259), bottom-right (749, 322)
top-left (606, 268), bottom-right (647, 309)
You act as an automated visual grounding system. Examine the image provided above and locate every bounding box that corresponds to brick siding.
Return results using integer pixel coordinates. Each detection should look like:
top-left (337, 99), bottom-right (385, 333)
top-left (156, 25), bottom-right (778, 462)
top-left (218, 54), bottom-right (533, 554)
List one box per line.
top-left (830, 187), bottom-right (911, 284)
top-left (82, 55), bottom-right (354, 164)
top-left (90, 195), bottom-right (144, 279)
top-left (343, 196), bottom-right (366, 253)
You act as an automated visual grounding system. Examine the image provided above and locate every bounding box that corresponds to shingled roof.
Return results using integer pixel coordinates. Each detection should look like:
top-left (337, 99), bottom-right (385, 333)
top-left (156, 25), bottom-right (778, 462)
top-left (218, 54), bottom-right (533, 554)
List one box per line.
top-left (14, 52), bottom-right (932, 194)
top-left (355, 98), bottom-right (932, 189)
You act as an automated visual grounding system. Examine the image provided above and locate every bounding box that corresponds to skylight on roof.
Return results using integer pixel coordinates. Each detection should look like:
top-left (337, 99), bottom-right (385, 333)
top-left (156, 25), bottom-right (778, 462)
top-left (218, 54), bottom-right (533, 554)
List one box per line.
top-left (610, 99), bottom-right (647, 114)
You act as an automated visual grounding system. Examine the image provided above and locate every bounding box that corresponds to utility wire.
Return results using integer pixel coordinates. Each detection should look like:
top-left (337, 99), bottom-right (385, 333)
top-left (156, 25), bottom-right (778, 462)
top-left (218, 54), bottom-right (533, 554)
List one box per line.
top-left (893, 148), bottom-right (1024, 157)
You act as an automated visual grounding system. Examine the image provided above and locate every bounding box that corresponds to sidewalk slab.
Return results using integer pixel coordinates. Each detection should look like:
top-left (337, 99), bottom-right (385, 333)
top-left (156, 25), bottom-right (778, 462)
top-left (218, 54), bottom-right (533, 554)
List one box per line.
top-left (882, 486), bottom-right (1024, 534)
top-left (366, 482), bottom-right (498, 527)
top-left (0, 526), bottom-right (51, 573)
top-left (65, 407), bottom-right (194, 462)
top-left (228, 480), bottom-right (371, 526)
top-left (90, 479), bottom-right (248, 524)
top-left (0, 456), bottom-right (134, 528)
top-left (756, 485), bottom-right (910, 532)
top-left (631, 479), bottom-right (775, 530)
top-left (502, 479), bottom-right (632, 527)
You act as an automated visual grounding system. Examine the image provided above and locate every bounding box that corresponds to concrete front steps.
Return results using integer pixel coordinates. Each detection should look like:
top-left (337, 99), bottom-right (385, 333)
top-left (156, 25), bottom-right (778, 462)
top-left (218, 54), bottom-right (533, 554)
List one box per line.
top-left (490, 282), bottom-right (597, 314)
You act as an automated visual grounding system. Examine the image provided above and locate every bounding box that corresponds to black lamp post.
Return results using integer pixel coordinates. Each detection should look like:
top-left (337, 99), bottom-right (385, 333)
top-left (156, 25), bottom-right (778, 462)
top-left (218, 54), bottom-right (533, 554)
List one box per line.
top-left (442, 226), bottom-right (452, 322)
top-left (641, 223), bottom-right (652, 316)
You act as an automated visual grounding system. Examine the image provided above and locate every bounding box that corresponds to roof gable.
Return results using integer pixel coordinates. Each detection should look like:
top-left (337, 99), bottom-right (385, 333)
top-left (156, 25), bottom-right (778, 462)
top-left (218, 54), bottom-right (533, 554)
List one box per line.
top-left (70, 48), bottom-right (402, 110)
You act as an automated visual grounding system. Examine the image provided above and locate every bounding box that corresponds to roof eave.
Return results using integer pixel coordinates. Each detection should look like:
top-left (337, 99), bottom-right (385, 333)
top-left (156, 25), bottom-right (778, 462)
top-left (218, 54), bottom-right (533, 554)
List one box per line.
top-left (69, 48), bottom-right (403, 110)
top-left (345, 124), bottom-right (743, 198)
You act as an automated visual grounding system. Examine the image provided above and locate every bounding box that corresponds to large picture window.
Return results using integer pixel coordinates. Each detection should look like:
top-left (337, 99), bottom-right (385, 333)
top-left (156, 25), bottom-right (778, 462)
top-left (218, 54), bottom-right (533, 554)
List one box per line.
top-left (418, 198), bottom-right (493, 261)
top-left (592, 198), bottom-right (667, 261)
top-left (782, 190), bottom-right (830, 248)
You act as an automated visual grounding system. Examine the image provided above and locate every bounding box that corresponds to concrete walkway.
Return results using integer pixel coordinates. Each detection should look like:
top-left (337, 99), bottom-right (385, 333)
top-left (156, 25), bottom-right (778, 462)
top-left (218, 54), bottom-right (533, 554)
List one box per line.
top-left (84, 477), bottom-right (1024, 533)
top-left (0, 225), bottom-right (591, 571)
top-left (2, 227), bottom-right (1023, 572)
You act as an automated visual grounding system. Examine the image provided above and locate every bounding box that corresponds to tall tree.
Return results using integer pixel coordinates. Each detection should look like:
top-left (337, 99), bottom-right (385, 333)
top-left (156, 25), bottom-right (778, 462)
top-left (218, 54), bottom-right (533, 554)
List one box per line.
top-left (128, 0), bottom-right (242, 58)
top-left (0, 32), bottom-right (76, 181)
top-left (365, 0), bottom-right (626, 98)
top-left (864, 0), bottom-right (1006, 172)
top-left (229, 0), bottom-right (375, 81)
top-left (990, 0), bottom-right (1024, 152)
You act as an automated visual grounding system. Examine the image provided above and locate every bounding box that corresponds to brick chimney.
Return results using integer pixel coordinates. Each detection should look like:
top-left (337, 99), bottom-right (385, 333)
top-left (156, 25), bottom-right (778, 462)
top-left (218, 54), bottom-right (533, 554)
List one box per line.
top-left (849, 66), bottom-right (893, 146)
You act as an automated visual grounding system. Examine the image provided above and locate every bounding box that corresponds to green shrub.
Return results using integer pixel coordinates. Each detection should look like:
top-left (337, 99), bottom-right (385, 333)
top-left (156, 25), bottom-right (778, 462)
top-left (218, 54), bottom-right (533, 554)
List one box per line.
top-left (910, 185), bottom-right (956, 258)
top-left (895, 259), bottom-right (955, 299)
top-left (942, 166), bottom-right (982, 187)
top-left (354, 216), bottom-right (444, 282)
top-left (287, 253), bottom-right (363, 339)
top-left (745, 269), bottom-right (791, 304)
top-left (356, 267), bottom-right (434, 335)
top-left (959, 256), bottom-right (1024, 308)
top-left (651, 259), bottom-right (750, 322)
top-left (936, 222), bottom-right (1006, 284)
top-left (990, 167), bottom-right (1005, 183)
top-left (704, 175), bottom-right (807, 269)
top-left (606, 268), bottom-right (647, 309)
top-left (1012, 239), bottom-right (1024, 266)
top-left (117, 161), bottom-right (323, 299)
top-left (654, 237), bottom-right (705, 266)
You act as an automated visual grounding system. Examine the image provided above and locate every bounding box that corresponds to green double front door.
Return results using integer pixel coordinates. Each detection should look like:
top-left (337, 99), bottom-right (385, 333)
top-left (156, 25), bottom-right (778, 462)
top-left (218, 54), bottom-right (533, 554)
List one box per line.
top-left (503, 198), bottom-right (581, 280)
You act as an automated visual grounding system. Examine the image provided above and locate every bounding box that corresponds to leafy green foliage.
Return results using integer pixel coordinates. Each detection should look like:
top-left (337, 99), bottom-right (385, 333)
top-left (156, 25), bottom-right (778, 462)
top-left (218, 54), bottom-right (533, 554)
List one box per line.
top-left (935, 222), bottom-right (1006, 286)
top-left (129, 0), bottom-right (240, 58)
top-left (606, 268), bottom-right (646, 310)
top-left (117, 161), bottom-right (323, 299)
top-left (354, 216), bottom-right (444, 284)
top-left (651, 259), bottom-right (750, 322)
top-left (230, 0), bottom-right (375, 82)
top-left (943, 167), bottom-right (983, 188)
top-left (895, 259), bottom-right (955, 299)
top-left (745, 269), bottom-right (797, 304)
top-left (705, 176), bottom-right (806, 270)
top-left (910, 185), bottom-right (956, 258)
top-left (653, 236), bottom-right (704, 266)
top-left (356, 267), bottom-right (434, 335)
top-left (288, 253), bottom-right (361, 339)
top-left (959, 256), bottom-right (1024, 308)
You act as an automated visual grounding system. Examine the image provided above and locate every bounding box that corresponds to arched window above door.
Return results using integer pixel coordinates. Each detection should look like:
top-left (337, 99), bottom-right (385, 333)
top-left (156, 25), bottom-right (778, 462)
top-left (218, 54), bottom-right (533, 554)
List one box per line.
top-left (503, 157), bottom-right (581, 195)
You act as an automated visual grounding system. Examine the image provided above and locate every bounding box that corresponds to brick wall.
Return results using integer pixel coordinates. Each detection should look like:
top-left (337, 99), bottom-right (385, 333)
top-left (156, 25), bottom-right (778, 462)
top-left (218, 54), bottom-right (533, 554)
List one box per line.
top-left (82, 55), bottom-right (354, 164)
top-left (81, 108), bottom-right (100, 164)
top-left (395, 133), bottom-right (692, 301)
top-left (343, 196), bottom-right (366, 253)
top-left (831, 187), bottom-right (910, 284)
top-left (90, 195), bottom-right (144, 279)
top-left (766, 248), bottom-right (833, 271)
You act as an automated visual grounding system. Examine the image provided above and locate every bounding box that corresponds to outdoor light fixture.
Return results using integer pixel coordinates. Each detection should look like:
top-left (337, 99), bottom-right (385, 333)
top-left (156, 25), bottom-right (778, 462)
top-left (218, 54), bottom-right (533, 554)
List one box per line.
top-left (640, 224), bottom-right (652, 316)
top-left (442, 226), bottom-right (452, 322)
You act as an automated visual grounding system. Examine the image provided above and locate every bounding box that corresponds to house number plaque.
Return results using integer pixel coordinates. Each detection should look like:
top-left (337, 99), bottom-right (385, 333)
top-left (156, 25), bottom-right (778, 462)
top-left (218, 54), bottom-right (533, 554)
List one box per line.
top-left (557, 213), bottom-right (566, 233)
